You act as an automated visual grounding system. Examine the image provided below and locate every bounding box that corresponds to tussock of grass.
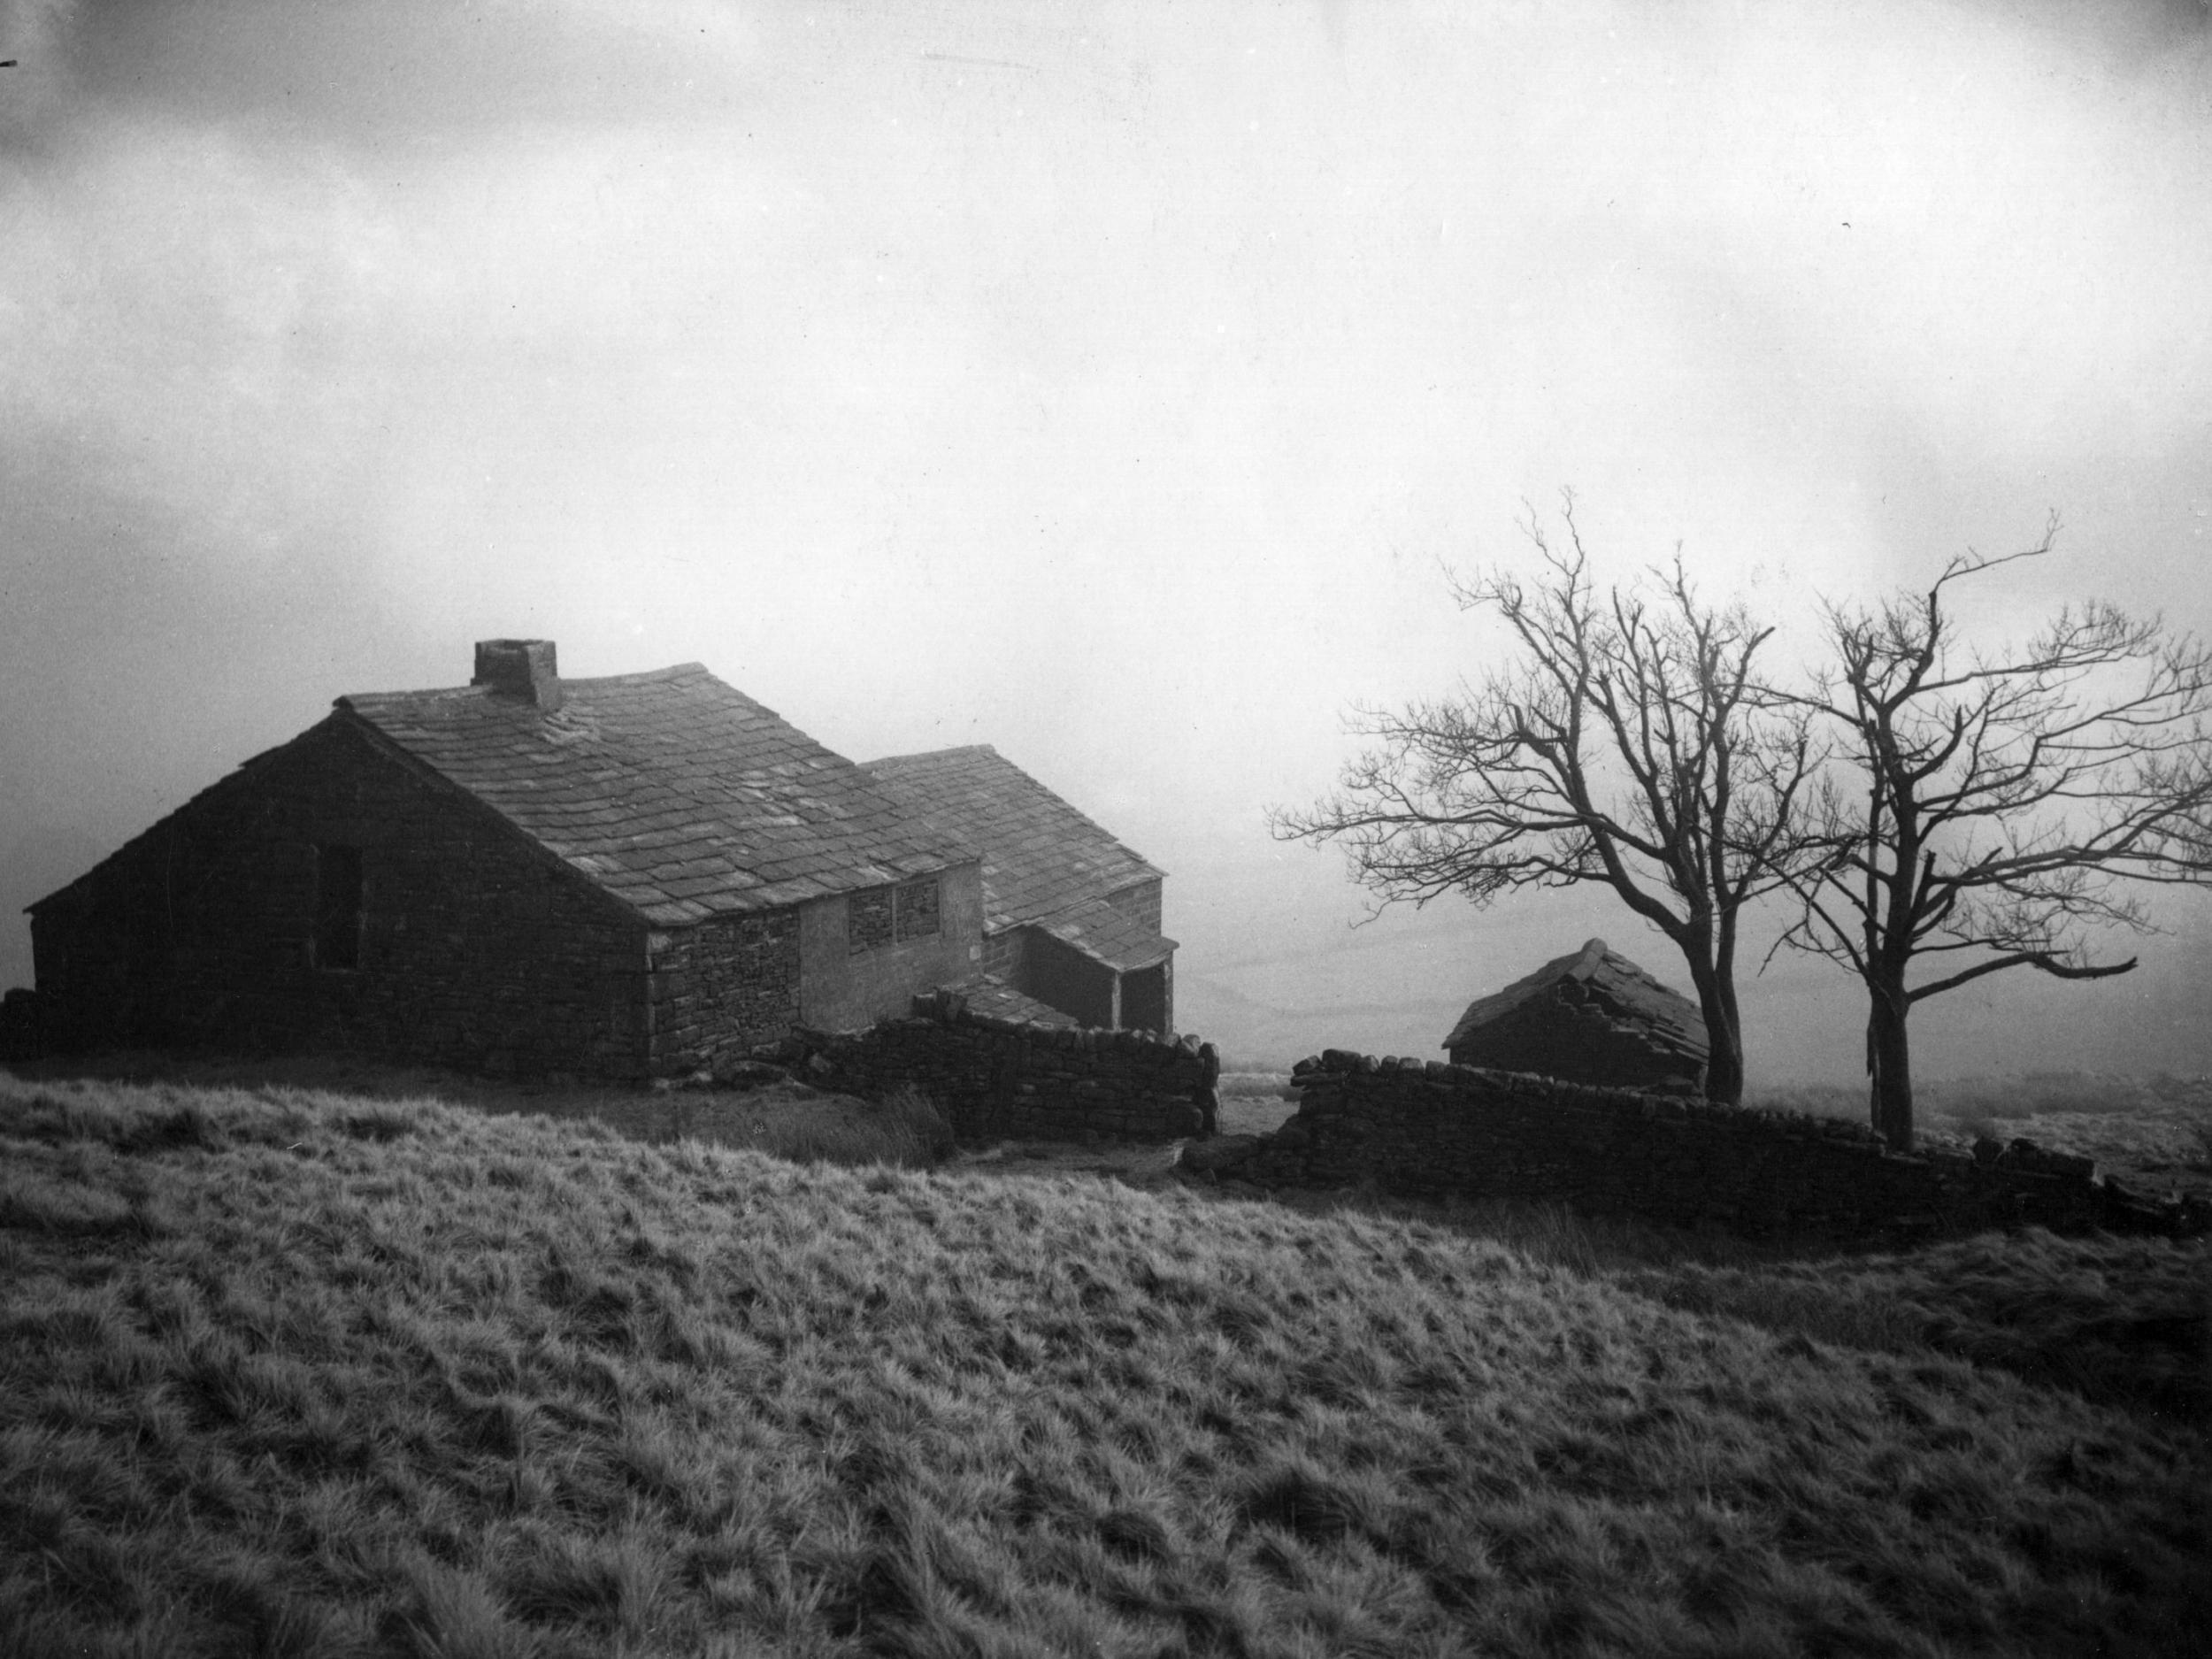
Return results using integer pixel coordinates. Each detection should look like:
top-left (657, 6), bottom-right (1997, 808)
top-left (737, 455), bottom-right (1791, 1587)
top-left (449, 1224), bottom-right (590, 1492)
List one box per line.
top-left (3, 1072), bottom-right (2208, 1657)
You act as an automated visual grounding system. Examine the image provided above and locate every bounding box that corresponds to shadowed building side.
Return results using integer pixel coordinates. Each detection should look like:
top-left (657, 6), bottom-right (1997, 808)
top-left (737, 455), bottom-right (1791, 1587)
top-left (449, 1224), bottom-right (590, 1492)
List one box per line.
top-left (1443, 938), bottom-right (1709, 1095)
top-left (27, 641), bottom-right (985, 1078)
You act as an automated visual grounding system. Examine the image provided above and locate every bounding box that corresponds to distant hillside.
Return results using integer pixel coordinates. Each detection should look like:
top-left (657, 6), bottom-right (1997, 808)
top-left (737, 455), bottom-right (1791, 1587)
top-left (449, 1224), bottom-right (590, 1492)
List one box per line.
top-left (2, 1074), bottom-right (2206, 1656)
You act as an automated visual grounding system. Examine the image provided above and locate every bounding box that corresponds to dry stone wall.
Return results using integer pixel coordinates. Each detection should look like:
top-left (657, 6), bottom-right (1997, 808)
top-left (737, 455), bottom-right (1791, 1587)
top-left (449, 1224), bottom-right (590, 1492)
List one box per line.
top-left (798, 989), bottom-right (1219, 1143)
top-left (1228, 1049), bottom-right (2201, 1239)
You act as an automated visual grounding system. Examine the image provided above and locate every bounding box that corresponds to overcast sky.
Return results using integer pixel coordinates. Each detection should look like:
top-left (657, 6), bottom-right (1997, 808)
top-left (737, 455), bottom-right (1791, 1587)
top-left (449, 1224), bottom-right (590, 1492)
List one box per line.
top-left (4, 0), bottom-right (2208, 1079)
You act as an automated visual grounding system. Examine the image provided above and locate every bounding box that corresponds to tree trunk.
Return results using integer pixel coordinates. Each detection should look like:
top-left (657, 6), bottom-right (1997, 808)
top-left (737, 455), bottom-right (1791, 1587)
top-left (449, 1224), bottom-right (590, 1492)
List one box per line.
top-left (1865, 977), bottom-right (1914, 1151)
top-left (1703, 1032), bottom-right (1745, 1108)
top-left (1684, 954), bottom-right (1746, 1106)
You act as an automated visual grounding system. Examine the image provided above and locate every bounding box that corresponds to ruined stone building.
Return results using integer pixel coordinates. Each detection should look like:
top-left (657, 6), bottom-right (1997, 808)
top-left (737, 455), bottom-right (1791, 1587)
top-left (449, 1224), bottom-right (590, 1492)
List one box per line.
top-left (862, 746), bottom-right (1176, 1034)
top-left (27, 641), bottom-right (1172, 1076)
top-left (1442, 937), bottom-right (1709, 1094)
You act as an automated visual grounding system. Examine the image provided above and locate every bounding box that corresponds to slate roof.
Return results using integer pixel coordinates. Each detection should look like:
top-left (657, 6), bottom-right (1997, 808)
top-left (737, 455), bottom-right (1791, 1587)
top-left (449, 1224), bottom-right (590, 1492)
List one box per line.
top-left (1442, 938), bottom-right (1709, 1058)
top-left (935, 973), bottom-right (1081, 1030)
top-left (1031, 896), bottom-right (1175, 972)
top-left (340, 664), bottom-right (978, 926)
top-left (860, 746), bottom-right (1169, 941)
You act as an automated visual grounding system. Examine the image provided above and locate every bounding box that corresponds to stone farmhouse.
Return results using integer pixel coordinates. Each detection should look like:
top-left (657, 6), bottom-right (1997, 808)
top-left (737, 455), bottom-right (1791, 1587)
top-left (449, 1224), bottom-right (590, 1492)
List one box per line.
top-left (863, 746), bottom-right (1175, 1035)
top-left (1443, 937), bottom-right (1709, 1094)
top-left (26, 641), bottom-right (1175, 1079)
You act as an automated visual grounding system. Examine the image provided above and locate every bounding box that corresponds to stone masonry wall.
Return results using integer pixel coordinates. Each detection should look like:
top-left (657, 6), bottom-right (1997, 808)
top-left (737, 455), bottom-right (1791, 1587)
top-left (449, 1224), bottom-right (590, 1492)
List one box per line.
top-left (1230, 1049), bottom-right (2200, 1239)
top-left (798, 989), bottom-right (1219, 1143)
top-left (649, 910), bottom-right (803, 1076)
top-left (1104, 879), bottom-right (1164, 934)
top-left (30, 716), bottom-right (652, 1078)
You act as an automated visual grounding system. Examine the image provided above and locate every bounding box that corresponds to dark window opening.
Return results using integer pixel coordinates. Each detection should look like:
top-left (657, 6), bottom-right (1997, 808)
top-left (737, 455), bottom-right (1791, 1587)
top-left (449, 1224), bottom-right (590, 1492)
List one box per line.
top-left (315, 845), bottom-right (363, 970)
top-left (849, 887), bottom-right (895, 953)
top-left (895, 877), bottom-right (940, 940)
top-left (849, 876), bottom-right (942, 954)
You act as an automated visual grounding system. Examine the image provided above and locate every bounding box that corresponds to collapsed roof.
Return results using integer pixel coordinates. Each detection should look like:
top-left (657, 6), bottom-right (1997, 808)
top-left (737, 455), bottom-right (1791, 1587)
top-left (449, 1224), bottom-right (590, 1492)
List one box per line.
top-left (1443, 937), bottom-right (1709, 1078)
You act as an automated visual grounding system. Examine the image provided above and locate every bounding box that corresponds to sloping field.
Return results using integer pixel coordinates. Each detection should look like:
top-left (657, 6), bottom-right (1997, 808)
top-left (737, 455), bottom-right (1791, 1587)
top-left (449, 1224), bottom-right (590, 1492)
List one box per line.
top-left (2, 1075), bottom-right (2206, 1658)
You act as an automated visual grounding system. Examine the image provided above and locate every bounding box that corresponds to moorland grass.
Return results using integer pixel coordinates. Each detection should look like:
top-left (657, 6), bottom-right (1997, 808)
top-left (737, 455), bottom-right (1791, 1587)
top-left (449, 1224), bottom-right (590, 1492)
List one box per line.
top-left (1625, 1232), bottom-right (2212, 1427)
top-left (2, 1073), bottom-right (2208, 1657)
top-left (1242, 1185), bottom-right (2210, 1429)
top-left (650, 1081), bottom-right (956, 1170)
top-left (4, 1050), bottom-right (962, 1172)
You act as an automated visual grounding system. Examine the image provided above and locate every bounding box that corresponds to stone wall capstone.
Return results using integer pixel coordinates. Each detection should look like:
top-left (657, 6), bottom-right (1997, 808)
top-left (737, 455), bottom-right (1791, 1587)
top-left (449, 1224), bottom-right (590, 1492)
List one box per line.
top-left (795, 989), bottom-right (1219, 1143)
top-left (1219, 1049), bottom-right (2203, 1240)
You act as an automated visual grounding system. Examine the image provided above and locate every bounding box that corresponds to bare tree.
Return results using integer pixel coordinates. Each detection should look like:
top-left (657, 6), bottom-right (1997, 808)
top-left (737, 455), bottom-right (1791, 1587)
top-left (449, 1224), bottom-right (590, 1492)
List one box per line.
top-left (1270, 500), bottom-right (1822, 1104)
top-left (1772, 518), bottom-right (2212, 1149)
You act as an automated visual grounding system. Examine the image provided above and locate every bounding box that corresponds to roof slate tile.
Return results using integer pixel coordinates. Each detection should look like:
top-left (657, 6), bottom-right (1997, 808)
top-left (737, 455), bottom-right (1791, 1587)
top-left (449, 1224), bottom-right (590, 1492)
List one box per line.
top-left (341, 664), bottom-right (978, 926)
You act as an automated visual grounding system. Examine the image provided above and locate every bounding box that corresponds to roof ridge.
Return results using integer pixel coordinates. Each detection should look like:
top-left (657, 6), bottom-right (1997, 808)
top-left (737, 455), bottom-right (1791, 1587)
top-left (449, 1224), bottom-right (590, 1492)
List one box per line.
top-left (593, 661), bottom-right (710, 683)
top-left (1565, 938), bottom-right (1611, 979)
top-left (338, 660), bottom-right (712, 707)
top-left (863, 743), bottom-right (998, 767)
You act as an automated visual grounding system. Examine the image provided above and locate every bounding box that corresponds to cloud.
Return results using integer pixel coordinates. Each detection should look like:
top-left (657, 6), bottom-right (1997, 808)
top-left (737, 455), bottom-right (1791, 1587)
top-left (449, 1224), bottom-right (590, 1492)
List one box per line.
top-left (0, 0), bottom-right (81, 153)
top-left (2, 132), bottom-right (410, 581)
top-left (61, 0), bottom-right (763, 139)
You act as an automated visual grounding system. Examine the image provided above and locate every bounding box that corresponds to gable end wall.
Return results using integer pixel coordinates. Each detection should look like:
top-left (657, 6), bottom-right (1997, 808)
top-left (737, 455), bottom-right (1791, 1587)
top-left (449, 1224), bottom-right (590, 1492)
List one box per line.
top-left (30, 716), bottom-right (652, 1076)
top-left (1104, 879), bottom-right (1163, 934)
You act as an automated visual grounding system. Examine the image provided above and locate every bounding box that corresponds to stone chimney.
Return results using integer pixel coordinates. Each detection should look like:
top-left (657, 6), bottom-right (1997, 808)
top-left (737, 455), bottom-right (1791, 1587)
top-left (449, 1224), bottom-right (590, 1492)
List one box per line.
top-left (472, 640), bottom-right (563, 710)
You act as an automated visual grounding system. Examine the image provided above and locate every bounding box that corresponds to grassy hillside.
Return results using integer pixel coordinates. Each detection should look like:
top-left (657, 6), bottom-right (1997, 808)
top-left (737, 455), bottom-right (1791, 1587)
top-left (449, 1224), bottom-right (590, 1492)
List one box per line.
top-left (3, 1074), bottom-right (2207, 1657)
